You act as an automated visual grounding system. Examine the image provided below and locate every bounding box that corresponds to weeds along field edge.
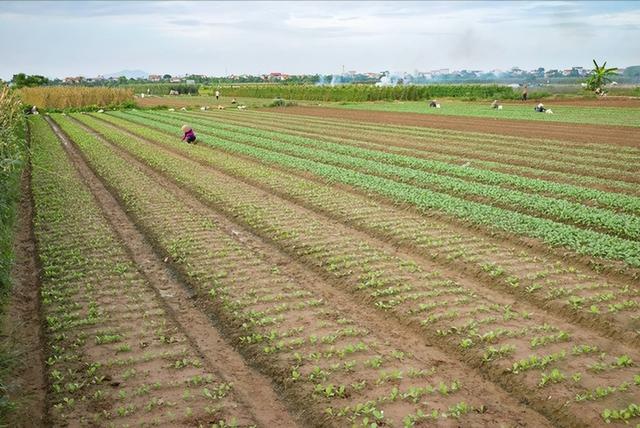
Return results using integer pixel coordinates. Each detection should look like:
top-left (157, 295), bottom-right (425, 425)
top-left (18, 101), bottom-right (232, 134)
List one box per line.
top-left (29, 115), bottom-right (259, 426)
top-left (62, 112), bottom-right (640, 426)
top-left (48, 113), bottom-right (555, 426)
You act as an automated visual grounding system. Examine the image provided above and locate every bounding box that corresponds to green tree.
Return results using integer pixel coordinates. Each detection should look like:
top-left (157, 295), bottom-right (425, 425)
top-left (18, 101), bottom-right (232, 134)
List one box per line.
top-left (11, 73), bottom-right (49, 88)
top-left (586, 59), bottom-right (618, 95)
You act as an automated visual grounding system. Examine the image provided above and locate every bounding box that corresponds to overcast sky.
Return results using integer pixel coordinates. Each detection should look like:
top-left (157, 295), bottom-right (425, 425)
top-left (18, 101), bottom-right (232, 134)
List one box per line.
top-left (1, 1), bottom-right (638, 79)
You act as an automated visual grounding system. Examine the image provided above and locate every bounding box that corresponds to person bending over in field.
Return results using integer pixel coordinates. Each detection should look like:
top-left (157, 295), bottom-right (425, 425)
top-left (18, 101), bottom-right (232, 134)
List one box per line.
top-left (181, 125), bottom-right (197, 144)
top-left (534, 103), bottom-right (546, 113)
top-left (522, 85), bottom-right (528, 101)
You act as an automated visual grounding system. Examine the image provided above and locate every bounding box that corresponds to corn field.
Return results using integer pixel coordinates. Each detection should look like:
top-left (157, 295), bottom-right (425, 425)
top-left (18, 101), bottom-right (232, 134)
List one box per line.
top-left (19, 86), bottom-right (133, 109)
top-left (0, 85), bottom-right (26, 296)
top-left (218, 83), bottom-right (521, 102)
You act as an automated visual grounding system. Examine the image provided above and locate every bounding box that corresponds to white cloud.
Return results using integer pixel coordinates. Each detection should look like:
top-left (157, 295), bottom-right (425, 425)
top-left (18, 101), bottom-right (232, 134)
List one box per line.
top-left (1, 1), bottom-right (638, 79)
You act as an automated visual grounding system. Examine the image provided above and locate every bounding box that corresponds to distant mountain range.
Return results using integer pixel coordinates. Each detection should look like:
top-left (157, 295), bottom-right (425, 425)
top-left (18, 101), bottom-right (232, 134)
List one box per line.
top-left (103, 70), bottom-right (149, 79)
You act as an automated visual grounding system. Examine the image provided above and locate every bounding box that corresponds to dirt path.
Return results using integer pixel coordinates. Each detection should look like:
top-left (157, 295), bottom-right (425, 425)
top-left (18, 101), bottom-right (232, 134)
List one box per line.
top-left (3, 158), bottom-right (47, 427)
top-left (47, 116), bottom-right (301, 427)
top-left (275, 106), bottom-right (640, 147)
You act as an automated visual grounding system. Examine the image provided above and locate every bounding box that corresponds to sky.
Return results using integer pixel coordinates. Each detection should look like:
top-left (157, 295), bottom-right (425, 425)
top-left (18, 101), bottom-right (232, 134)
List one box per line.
top-left (1, 1), bottom-right (639, 79)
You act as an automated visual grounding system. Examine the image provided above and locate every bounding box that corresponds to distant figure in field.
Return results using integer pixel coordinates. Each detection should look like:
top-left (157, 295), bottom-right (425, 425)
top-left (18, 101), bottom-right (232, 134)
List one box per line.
top-left (491, 99), bottom-right (501, 109)
top-left (215, 89), bottom-right (220, 100)
top-left (231, 98), bottom-right (237, 104)
top-left (534, 103), bottom-right (546, 113)
top-left (429, 100), bottom-right (437, 108)
top-left (521, 85), bottom-right (528, 101)
top-left (181, 124), bottom-right (197, 144)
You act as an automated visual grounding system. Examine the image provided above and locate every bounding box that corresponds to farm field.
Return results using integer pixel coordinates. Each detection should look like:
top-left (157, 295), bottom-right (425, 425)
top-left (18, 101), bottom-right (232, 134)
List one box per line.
top-left (335, 99), bottom-right (640, 127)
top-left (20, 106), bottom-right (640, 427)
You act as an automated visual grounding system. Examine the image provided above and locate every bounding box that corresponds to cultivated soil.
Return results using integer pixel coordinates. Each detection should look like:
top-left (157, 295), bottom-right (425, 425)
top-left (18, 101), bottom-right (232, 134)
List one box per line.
top-left (276, 106), bottom-right (640, 147)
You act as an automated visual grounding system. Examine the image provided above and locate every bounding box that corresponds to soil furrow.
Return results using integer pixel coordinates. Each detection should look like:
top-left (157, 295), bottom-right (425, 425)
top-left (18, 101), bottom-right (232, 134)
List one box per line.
top-left (2, 148), bottom-right (47, 427)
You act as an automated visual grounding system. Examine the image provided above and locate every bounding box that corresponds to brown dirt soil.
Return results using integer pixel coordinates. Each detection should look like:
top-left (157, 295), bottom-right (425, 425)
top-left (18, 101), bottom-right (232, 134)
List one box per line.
top-left (275, 106), bottom-right (640, 147)
top-left (2, 163), bottom-right (47, 426)
top-left (48, 116), bottom-right (300, 427)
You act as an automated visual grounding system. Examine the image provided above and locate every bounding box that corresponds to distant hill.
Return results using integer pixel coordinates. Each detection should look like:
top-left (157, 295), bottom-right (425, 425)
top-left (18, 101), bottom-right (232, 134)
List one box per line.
top-left (103, 70), bottom-right (149, 79)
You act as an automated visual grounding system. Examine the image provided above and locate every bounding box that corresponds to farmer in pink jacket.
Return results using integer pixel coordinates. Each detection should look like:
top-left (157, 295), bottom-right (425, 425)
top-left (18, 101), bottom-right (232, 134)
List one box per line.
top-left (181, 124), bottom-right (197, 144)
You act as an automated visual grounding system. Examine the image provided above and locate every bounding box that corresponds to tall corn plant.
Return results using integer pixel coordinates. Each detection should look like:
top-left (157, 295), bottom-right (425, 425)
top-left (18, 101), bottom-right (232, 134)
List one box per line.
top-left (0, 84), bottom-right (26, 419)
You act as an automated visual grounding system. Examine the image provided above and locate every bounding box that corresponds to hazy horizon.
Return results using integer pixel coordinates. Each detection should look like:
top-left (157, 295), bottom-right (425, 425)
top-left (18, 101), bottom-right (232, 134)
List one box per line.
top-left (1, 1), bottom-right (639, 80)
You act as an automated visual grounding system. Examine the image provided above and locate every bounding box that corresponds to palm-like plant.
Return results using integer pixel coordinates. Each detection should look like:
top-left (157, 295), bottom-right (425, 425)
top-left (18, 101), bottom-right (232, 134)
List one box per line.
top-left (586, 59), bottom-right (618, 95)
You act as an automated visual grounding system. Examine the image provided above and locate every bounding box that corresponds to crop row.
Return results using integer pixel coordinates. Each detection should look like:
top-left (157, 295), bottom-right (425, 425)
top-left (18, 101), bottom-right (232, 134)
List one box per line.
top-left (195, 109), bottom-right (640, 194)
top-left (29, 115), bottom-right (254, 427)
top-left (110, 110), bottom-right (640, 268)
top-left (89, 112), bottom-right (640, 339)
top-left (192, 109), bottom-right (640, 173)
top-left (186, 109), bottom-right (640, 204)
top-left (51, 113), bottom-right (528, 426)
top-left (70, 112), bottom-right (640, 426)
top-left (150, 110), bottom-right (640, 231)
top-left (205, 109), bottom-right (640, 173)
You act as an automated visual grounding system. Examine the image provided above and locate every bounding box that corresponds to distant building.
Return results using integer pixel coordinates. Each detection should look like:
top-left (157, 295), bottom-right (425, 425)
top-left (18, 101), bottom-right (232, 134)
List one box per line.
top-left (148, 74), bottom-right (162, 82)
top-left (170, 76), bottom-right (182, 83)
top-left (64, 76), bottom-right (84, 84)
top-left (266, 72), bottom-right (289, 81)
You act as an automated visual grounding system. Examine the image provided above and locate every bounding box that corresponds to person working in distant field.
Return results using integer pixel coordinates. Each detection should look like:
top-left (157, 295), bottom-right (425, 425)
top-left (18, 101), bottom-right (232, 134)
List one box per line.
top-left (181, 125), bottom-right (197, 144)
top-left (534, 103), bottom-right (546, 113)
top-left (491, 99), bottom-right (499, 109)
top-left (429, 100), bottom-right (437, 108)
top-left (231, 98), bottom-right (237, 104)
top-left (521, 85), bottom-right (528, 101)
top-left (215, 89), bottom-right (220, 100)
